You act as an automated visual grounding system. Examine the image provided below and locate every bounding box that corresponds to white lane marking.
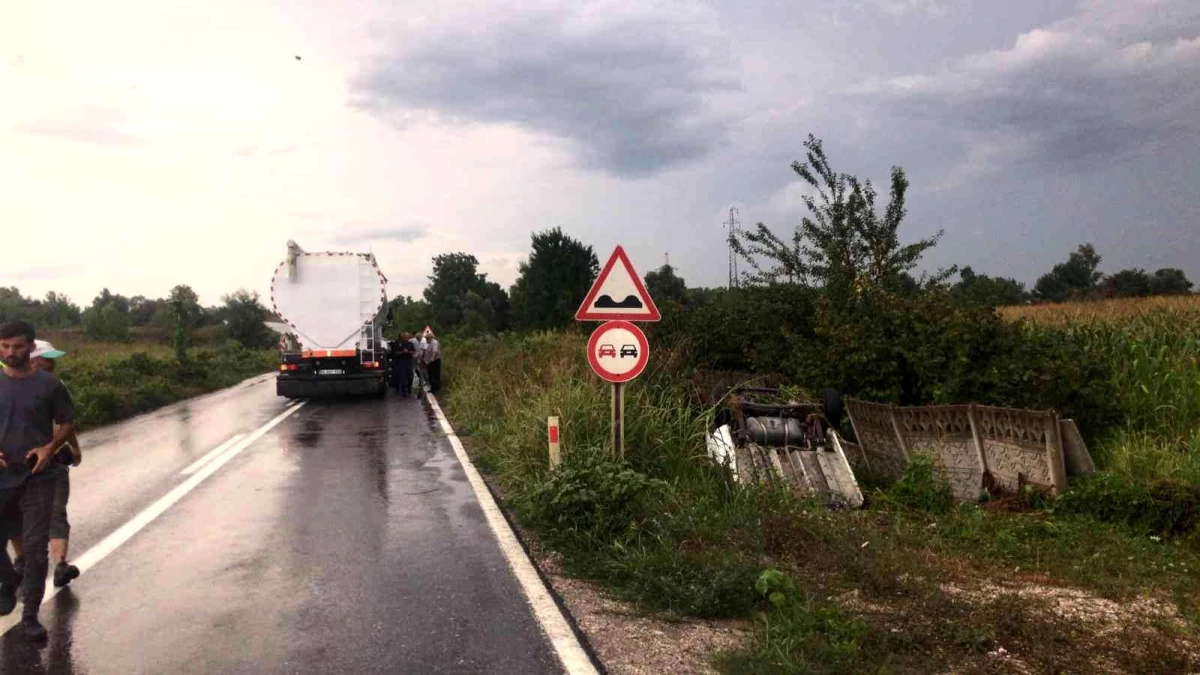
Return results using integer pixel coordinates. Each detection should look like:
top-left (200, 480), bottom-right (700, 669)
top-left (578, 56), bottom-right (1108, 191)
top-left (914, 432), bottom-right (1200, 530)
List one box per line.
top-left (425, 393), bottom-right (599, 675)
top-left (0, 401), bottom-right (308, 632)
top-left (179, 434), bottom-right (246, 476)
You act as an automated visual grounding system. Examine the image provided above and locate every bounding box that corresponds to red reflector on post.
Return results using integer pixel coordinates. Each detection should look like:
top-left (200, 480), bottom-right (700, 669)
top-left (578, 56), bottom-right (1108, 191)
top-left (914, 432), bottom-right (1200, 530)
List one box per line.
top-left (549, 427), bottom-right (559, 443)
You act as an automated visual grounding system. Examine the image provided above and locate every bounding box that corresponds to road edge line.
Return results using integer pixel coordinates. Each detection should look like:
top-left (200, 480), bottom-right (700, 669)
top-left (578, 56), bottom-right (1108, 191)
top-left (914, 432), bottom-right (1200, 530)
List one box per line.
top-left (425, 392), bottom-right (601, 675)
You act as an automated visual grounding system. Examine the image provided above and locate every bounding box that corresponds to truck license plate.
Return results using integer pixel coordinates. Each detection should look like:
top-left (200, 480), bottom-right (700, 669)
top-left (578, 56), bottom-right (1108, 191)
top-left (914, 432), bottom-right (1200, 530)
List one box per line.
top-left (318, 369), bottom-right (344, 375)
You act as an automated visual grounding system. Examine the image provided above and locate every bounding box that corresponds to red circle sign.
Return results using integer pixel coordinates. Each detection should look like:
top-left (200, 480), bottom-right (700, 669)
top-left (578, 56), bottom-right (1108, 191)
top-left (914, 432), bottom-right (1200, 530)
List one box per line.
top-left (587, 321), bottom-right (649, 383)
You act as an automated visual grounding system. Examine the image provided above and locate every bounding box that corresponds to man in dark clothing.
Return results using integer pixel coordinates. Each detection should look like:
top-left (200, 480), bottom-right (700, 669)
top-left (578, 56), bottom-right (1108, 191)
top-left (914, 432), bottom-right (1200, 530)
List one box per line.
top-left (0, 321), bottom-right (77, 643)
top-left (391, 332), bottom-right (415, 397)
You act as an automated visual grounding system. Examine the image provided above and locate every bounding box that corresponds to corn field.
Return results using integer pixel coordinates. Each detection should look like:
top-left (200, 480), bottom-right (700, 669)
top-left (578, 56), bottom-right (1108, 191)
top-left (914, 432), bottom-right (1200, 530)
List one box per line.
top-left (1004, 295), bottom-right (1200, 482)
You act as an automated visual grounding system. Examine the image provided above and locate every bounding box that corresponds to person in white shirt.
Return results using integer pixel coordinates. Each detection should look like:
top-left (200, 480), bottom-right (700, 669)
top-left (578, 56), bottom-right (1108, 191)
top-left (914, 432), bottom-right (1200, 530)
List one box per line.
top-left (408, 332), bottom-right (427, 395)
top-left (424, 332), bottom-right (442, 393)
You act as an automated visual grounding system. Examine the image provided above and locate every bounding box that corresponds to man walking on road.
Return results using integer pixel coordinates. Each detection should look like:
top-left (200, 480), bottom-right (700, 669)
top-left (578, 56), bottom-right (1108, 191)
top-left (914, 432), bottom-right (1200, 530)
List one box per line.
top-left (0, 321), bottom-right (77, 642)
top-left (8, 340), bottom-right (81, 590)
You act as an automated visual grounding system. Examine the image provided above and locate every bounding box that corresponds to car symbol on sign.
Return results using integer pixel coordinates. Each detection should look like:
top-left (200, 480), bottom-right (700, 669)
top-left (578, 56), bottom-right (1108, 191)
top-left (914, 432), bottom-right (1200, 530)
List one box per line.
top-left (619, 344), bottom-right (638, 358)
top-left (598, 344), bottom-right (617, 358)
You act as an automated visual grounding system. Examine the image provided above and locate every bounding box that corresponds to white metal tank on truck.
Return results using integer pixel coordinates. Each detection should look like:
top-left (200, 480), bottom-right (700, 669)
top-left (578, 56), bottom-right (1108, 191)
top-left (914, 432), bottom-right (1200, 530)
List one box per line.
top-left (270, 240), bottom-right (392, 398)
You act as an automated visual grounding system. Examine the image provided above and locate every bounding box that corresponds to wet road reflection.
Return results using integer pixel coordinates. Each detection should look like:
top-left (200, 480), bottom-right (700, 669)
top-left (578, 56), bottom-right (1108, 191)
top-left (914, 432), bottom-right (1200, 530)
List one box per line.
top-left (0, 376), bottom-right (560, 673)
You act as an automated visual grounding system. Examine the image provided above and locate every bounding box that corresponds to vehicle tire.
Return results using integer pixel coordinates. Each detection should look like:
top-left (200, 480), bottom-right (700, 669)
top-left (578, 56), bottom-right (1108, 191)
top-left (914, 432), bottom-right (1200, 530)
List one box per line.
top-left (820, 388), bottom-right (844, 427)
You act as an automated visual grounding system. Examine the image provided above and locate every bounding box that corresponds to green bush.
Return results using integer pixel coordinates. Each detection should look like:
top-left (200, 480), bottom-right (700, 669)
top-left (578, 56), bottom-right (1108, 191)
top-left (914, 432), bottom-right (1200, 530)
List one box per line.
top-left (1057, 472), bottom-right (1200, 539)
top-left (516, 451), bottom-right (668, 544)
top-left (716, 569), bottom-right (869, 673)
top-left (881, 455), bottom-right (955, 514)
top-left (60, 347), bottom-right (274, 429)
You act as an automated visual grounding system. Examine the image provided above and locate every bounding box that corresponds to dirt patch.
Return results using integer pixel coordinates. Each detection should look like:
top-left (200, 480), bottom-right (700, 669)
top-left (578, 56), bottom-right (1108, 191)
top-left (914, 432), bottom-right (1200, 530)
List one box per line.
top-left (934, 581), bottom-right (1200, 673)
top-left (534, 548), bottom-right (751, 675)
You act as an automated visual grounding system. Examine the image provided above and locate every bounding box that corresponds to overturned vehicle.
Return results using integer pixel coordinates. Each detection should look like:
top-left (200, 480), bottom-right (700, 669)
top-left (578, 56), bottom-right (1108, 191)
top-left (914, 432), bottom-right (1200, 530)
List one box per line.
top-left (706, 387), bottom-right (864, 508)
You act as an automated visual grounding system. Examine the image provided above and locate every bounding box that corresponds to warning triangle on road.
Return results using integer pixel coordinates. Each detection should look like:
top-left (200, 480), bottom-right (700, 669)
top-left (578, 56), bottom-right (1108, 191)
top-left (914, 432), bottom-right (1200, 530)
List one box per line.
top-left (575, 246), bottom-right (661, 322)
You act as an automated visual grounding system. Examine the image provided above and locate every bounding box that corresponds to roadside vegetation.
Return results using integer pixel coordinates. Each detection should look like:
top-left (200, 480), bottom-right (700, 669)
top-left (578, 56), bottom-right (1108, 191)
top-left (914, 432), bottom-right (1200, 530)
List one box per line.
top-left (2, 285), bottom-right (279, 430)
top-left (433, 134), bottom-right (1199, 671)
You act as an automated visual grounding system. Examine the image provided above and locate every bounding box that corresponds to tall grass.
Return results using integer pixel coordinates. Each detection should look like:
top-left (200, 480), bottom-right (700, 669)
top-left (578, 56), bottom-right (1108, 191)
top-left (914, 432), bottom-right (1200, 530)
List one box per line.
top-left (1002, 299), bottom-right (1200, 483)
top-left (442, 330), bottom-right (1200, 671)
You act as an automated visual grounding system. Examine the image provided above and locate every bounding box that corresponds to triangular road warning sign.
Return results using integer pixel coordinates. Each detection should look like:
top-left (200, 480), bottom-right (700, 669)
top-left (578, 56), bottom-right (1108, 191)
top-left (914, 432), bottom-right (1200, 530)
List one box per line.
top-left (575, 246), bottom-right (661, 322)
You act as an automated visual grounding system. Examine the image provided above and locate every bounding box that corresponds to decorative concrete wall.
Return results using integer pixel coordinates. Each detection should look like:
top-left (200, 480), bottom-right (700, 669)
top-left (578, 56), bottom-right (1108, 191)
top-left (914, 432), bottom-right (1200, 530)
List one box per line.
top-left (845, 400), bottom-right (1090, 502)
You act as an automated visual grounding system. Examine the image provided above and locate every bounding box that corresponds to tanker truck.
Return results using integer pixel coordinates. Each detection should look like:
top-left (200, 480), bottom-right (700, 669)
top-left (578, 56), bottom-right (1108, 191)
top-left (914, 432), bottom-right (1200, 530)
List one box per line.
top-left (270, 240), bottom-right (392, 398)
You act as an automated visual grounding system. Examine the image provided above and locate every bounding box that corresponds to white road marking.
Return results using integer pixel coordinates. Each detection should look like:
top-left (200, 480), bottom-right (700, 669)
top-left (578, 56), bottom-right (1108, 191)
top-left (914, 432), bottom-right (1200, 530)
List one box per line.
top-left (425, 393), bottom-right (599, 675)
top-left (179, 434), bottom-right (246, 475)
top-left (0, 401), bottom-right (307, 632)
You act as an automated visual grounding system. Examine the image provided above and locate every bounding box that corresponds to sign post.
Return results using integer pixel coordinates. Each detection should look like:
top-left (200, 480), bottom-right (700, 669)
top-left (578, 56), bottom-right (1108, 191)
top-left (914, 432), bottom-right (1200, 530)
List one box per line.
top-left (611, 384), bottom-right (624, 459)
top-left (576, 245), bottom-right (659, 458)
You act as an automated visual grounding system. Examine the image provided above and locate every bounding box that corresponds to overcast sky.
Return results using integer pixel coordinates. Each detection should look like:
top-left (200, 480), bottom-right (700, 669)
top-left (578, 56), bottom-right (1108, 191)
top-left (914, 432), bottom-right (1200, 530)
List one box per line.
top-left (3, 0), bottom-right (1197, 307)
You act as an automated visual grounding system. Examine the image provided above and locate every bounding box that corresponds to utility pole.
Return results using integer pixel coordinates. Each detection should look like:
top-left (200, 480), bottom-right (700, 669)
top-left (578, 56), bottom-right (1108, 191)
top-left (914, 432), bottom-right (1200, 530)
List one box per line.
top-left (724, 207), bottom-right (740, 289)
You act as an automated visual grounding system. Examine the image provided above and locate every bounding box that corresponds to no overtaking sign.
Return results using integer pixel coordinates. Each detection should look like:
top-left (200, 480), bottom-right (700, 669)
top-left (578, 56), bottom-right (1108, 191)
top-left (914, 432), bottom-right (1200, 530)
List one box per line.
top-left (586, 321), bottom-right (649, 383)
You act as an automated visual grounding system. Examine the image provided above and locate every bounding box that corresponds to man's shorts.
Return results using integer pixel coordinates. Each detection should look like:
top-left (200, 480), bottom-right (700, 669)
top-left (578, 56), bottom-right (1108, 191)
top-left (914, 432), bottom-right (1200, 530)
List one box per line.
top-left (5, 469), bottom-right (69, 541)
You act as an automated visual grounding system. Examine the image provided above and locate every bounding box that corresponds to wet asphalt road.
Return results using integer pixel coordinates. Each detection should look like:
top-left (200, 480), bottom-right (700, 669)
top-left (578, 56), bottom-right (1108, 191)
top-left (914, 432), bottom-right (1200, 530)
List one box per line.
top-left (0, 375), bottom-right (563, 674)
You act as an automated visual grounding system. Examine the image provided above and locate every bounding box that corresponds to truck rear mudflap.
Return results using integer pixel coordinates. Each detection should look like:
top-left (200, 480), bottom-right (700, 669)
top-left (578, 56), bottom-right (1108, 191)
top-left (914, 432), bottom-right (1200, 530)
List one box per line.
top-left (277, 373), bottom-right (386, 398)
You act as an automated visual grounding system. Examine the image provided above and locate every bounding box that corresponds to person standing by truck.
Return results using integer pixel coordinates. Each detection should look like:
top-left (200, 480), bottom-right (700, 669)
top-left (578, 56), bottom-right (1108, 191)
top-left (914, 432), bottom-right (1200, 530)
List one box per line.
top-left (409, 331), bottom-right (427, 395)
top-left (424, 331), bottom-right (442, 394)
top-left (391, 333), bottom-right (415, 397)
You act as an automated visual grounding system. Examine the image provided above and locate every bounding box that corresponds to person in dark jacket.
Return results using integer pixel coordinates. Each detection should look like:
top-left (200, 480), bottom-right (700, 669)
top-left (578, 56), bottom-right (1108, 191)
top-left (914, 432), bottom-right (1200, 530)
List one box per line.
top-left (391, 333), bottom-right (415, 397)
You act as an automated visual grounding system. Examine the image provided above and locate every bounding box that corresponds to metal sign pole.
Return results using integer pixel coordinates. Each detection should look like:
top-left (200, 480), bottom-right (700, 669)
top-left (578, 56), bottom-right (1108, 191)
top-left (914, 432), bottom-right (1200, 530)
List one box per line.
top-left (611, 382), bottom-right (625, 459)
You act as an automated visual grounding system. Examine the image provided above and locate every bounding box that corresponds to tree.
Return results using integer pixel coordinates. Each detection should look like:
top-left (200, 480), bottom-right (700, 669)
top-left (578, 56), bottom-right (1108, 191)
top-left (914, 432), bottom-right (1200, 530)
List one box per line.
top-left (1149, 268), bottom-right (1193, 295)
top-left (734, 134), bottom-right (949, 301)
top-left (423, 253), bottom-right (508, 332)
top-left (129, 295), bottom-right (163, 326)
top-left (508, 227), bottom-right (599, 330)
top-left (386, 296), bottom-right (433, 336)
top-left (950, 266), bottom-right (1030, 307)
top-left (82, 289), bottom-right (131, 341)
top-left (1034, 243), bottom-right (1103, 302)
top-left (1101, 269), bottom-right (1152, 298)
top-left (41, 292), bottom-right (80, 326)
top-left (168, 284), bottom-right (201, 359)
top-left (222, 289), bottom-right (275, 349)
top-left (644, 264), bottom-right (687, 305)
top-left (482, 280), bottom-right (511, 332)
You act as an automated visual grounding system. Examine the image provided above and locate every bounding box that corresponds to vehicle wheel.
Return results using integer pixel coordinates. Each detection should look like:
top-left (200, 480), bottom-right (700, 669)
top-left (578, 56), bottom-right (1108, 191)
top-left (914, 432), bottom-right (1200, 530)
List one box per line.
top-left (820, 388), bottom-right (844, 427)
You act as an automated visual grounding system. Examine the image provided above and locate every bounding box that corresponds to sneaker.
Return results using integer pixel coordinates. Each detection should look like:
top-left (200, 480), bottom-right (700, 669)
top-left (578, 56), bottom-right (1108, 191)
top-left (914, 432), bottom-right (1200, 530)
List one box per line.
top-left (19, 617), bottom-right (47, 642)
top-left (0, 583), bottom-right (15, 616)
top-left (53, 562), bottom-right (80, 588)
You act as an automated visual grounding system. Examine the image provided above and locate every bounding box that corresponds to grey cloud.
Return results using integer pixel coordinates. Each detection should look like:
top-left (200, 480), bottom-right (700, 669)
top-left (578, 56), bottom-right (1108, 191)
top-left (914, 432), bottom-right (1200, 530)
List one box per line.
top-left (350, 3), bottom-right (740, 179)
top-left (333, 224), bottom-right (429, 245)
top-left (849, 3), bottom-right (1200, 174)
